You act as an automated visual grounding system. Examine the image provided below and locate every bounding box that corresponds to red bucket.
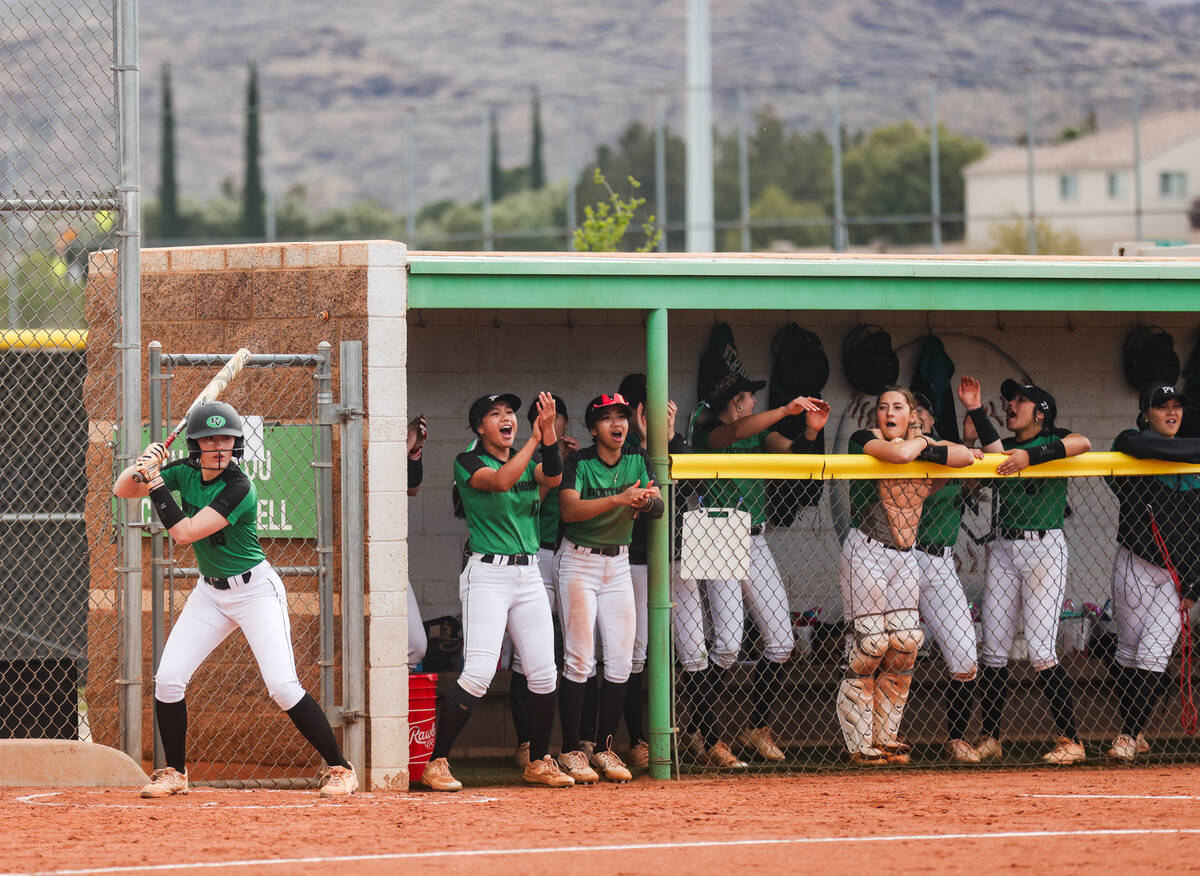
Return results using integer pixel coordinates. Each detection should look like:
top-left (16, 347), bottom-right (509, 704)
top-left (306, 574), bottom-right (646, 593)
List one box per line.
top-left (408, 672), bottom-right (438, 783)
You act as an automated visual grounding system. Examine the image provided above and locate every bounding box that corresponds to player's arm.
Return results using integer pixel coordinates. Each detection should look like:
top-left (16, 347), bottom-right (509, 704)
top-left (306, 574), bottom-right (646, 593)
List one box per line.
top-left (113, 442), bottom-right (170, 498)
top-left (764, 399), bottom-right (830, 452)
top-left (530, 392), bottom-right (563, 488)
top-left (469, 435), bottom-right (542, 493)
top-left (1115, 429), bottom-right (1200, 462)
top-left (958, 376), bottom-right (1004, 453)
top-left (631, 453), bottom-right (664, 519)
top-left (559, 482), bottom-right (652, 522)
top-left (145, 468), bottom-right (245, 546)
top-left (997, 428), bottom-right (1091, 475)
top-left (706, 396), bottom-right (825, 449)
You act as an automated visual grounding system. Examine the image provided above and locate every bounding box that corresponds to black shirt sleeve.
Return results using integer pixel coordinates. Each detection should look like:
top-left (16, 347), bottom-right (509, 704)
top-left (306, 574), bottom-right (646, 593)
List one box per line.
top-left (560, 452), bottom-right (581, 493)
top-left (791, 430), bottom-right (825, 454)
top-left (668, 432), bottom-right (691, 454)
top-left (211, 468), bottom-right (252, 519)
top-left (1115, 428), bottom-right (1200, 463)
top-left (408, 456), bottom-right (424, 488)
top-left (849, 429), bottom-right (875, 449)
top-left (456, 449), bottom-right (488, 478)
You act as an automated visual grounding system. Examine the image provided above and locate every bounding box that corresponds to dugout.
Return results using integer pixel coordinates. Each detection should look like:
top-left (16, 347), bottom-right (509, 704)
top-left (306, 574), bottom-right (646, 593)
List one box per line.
top-left (403, 251), bottom-right (1200, 779)
top-left (0, 333), bottom-right (89, 740)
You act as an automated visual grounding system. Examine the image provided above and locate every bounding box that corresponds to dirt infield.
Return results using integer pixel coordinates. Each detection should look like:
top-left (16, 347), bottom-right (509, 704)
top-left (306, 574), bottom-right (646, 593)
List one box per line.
top-left (3, 765), bottom-right (1198, 875)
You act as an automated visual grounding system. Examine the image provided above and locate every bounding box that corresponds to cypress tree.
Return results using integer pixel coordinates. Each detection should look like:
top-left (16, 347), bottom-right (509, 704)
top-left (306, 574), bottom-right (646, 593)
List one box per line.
top-left (158, 64), bottom-right (180, 239)
top-left (530, 85), bottom-right (544, 190)
top-left (240, 62), bottom-right (266, 239)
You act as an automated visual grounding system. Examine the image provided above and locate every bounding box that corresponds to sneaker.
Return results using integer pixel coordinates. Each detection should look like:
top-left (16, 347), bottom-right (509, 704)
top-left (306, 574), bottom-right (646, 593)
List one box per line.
top-left (946, 738), bottom-right (982, 764)
top-left (881, 742), bottom-right (911, 766)
top-left (678, 730), bottom-right (706, 760)
top-left (318, 763), bottom-right (358, 798)
top-left (703, 741), bottom-right (748, 769)
top-left (848, 747), bottom-right (888, 766)
top-left (627, 739), bottom-right (650, 769)
top-left (1136, 732), bottom-right (1150, 754)
top-left (557, 750), bottom-right (599, 784)
top-left (1105, 734), bottom-right (1137, 763)
top-left (1042, 736), bottom-right (1086, 765)
top-left (420, 757), bottom-right (463, 792)
top-left (523, 755), bottom-right (575, 788)
top-left (976, 736), bottom-right (1003, 761)
top-left (140, 767), bottom-right (188, 798)
top-left (514, 741), bottom-right (531, 769)
top-left (589, 747), bottom-right (632, 783)
top-left (738, 725), bottom-right (785, 762)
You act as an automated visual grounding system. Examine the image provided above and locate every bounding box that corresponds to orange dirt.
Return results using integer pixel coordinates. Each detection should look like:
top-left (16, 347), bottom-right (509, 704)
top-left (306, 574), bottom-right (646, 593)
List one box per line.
top-left (4, 766), bottom-right (1198, 874)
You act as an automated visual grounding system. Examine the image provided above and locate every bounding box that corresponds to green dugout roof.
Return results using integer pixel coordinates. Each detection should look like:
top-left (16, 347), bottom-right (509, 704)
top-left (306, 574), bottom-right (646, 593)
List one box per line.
top-left (406, 252), bottom-right (1200, 312)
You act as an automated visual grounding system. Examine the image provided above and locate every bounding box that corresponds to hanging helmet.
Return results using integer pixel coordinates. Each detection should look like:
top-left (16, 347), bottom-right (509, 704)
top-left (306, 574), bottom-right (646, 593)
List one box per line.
top-left (185, 401), bottom-right (245, 459)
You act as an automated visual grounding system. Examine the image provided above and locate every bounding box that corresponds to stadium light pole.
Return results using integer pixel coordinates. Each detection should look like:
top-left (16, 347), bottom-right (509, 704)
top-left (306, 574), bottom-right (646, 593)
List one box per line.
top-left (686, 0), bottom-right (714, 252)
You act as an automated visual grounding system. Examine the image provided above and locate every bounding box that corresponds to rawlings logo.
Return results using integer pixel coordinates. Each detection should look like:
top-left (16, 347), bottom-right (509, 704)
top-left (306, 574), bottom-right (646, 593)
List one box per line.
top-left (206, 414), bottom-right (226, 428)
top-left (409, 723), bottom-right (436, 748)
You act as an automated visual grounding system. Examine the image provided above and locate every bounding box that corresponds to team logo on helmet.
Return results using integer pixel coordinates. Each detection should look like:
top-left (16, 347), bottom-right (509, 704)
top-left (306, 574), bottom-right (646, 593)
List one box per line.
top-left (206, 414), bottom-right (227, 428)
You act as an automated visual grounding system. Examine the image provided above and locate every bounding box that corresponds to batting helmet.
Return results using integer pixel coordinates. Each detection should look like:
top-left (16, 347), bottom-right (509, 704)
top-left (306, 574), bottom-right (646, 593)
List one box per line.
top-left (185, 401), bottom-right (245, 459)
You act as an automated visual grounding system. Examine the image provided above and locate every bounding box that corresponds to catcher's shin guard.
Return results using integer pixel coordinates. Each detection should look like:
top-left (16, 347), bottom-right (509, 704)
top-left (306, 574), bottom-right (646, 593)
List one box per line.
top-left (874, 611), bottom-right (923, 749)
top-left (837, 616), bottom-right (889, 754)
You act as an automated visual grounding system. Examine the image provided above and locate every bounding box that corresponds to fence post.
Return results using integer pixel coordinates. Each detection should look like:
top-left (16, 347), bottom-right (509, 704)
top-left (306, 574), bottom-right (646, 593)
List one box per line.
top-left (930, 75), bottom-right (941, 253)
top-left (1025, 67), bottom-right (1037, 254)
top-left (315, 342), bottom-right (336, 718)
top-left (148, 342), bottom-right (164, 769)
top-left (1132, 63), bottom-right (1143, 242)
top-left (656, 93), bottom-right (668, 253)
top-left (339, 341), bottom-right (366, 777)
top-left (738, 89), bottom-right (750, 253)
top-left (646, 307), bottom-right (673, 779)
top-left (832, 79), bottom-right (846, 252)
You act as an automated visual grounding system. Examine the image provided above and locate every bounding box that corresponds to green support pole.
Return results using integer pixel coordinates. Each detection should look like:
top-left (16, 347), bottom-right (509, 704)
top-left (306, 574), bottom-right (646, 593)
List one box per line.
top-left (646, 307), bottom-right (673, 779)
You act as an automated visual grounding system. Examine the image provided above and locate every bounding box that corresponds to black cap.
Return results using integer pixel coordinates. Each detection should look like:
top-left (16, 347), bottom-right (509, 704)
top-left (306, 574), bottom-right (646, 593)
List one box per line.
top-left (1140, 384), bottom-right (1190, 412)
top-left (618, 373), bottom-right (647, 410)
top-left (527, 393), bottom-right (567, 426)
top-left (708, 373), bottom-right (767, 412)
top-left (911, 391), bottom-right (933, 412)
top-left (585, 393), bottom-right (634, 428)
top-left (468, 393), bottom-right (521, 432)
top-left (1000, 378), bottom-right (1056, 426)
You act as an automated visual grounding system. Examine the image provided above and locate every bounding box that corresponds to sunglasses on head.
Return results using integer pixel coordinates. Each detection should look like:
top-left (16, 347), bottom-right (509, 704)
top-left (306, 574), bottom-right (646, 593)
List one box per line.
top-left (593, 393), bottom-right (628, 408)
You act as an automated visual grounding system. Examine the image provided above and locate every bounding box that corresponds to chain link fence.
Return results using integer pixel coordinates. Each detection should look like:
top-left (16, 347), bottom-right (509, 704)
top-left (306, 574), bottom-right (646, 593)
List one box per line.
top-left (0, 1), bottom-right (123, 746)
top-left (147, 350), bottom-right (336, 788)
top-left (671, 464), bottom-right (1200, 772)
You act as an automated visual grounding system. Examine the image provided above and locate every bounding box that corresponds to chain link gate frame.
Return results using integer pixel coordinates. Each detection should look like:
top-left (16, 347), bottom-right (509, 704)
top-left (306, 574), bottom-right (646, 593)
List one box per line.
top-left (669, 453), bottom-right (1200, 774)
top-left (146, 345), bottom-right (343, 788)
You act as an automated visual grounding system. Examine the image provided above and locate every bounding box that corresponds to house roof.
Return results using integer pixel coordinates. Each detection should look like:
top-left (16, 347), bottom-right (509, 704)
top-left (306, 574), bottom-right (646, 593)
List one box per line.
top-left (965, 109), bottom-right (1200, 176)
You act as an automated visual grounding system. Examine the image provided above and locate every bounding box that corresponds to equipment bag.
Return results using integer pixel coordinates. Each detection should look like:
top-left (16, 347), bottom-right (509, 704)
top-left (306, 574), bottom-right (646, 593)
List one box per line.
top-left (843, 324), bottom-right (900, 396)
top-left (766, 322), bottom-right (827, 525)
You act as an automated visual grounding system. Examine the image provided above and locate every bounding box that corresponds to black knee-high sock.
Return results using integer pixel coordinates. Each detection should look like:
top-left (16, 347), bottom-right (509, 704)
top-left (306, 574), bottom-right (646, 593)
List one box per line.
top-left (509, 672), bottom-right (531, 745)
top-left (623, 671), bottom-right (646, 744)
top-left (596, 678), bottom-right (628, 752)
top-left (1036, 664), bottom-right (1080, 740)
top-left (286, 692), bottom-right (349, 768)
top-left (155, 698), bottom-right (188, 773)
top-left (580, 674), bottom-right (599, 744)
top-left (706, 665), bottom-right (730, 746)
top-left (946, 678), bottom-right (976, 741)
top-left (978, 664), bottom-right (1009, 738)
top-left (559, 678), bottom-right (586, 752)
top-left (1132, 668), bottom-right (1170, 736)
top-left (525, 690), bottom-right (557, 762)
top-left (431, 684), bottom-right (481, 761)
top-left (1113, 665), bottom-right (1139, 736)
top-left (749, 659), bottom-right (784, 729)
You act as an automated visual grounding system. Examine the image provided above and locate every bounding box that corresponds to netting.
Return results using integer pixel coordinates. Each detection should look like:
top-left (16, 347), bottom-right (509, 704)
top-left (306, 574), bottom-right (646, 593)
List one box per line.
top-left (671, 460), bottom-right (1200, 772)
top-left (0, 1), bottom-right (120, 744)
top-left (150, 352), bottom-right (335, 787)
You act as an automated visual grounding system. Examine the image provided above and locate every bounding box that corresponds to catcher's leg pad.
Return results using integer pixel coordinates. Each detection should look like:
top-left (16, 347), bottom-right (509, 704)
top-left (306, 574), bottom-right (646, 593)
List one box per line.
top-left (874, 610), bottom-right (922, 747)
top-left (838, 616), bottom-right (889, 754)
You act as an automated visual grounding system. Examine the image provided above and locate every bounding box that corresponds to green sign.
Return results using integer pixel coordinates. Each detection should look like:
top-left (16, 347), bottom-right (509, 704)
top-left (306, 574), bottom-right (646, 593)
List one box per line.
top-left (129, 422), bottom-right (317, 539)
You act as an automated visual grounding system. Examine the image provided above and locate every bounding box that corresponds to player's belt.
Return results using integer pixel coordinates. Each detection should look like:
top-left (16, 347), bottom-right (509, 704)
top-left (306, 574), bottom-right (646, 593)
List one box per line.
top-left (479, 553), bottom-right (533, 566)
top-left (863, 535), bottom-right (911, 552)
top-left (915, 543), bottom-right (951, 557)
top-left (207, 570), bottom-right (253, 590)
top-left (572, 543), bottom-right (626, 557)
top-left (997, 526), bottom-right (1049, 541)
top-left (540, 541), bottom-right (558, 551)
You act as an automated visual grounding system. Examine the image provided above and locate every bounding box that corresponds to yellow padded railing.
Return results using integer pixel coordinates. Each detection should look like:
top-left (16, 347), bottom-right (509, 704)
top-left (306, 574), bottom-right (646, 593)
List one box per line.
top-left (670, 451), bottom-right (1200, 481)
top-left (0, 329), bottom-right (88, 352)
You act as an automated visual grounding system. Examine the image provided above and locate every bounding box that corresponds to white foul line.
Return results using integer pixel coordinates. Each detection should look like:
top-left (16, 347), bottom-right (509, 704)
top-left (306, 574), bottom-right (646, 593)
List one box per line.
top-left (1024, 794), bottom-right (1200, 801)
top-left (4, 827), bottom-right (1200, 876)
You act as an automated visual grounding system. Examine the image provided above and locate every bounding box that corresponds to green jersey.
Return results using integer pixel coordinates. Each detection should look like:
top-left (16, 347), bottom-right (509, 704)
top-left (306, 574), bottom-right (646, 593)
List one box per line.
top-left (691, 425), bottom-right (769, 527)
top-left (159, 459), bottom-right (264, 578)
top-left (537, 486), bottom-right (562, 548)
top-left (561, 444), bottom-right (656, 548)
top-left (847, 430), bottom-right (882, 531)
top-left (916, 480), bottom-right (963, 548)
top-left (995, 428), bottom-right (1071, 530)
top-left (454, 447), bottom-right (542, 556)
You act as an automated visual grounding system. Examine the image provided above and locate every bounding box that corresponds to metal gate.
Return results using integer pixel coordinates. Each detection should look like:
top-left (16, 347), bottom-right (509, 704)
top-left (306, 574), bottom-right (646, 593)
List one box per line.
top-left (145, 342), bottom-right (362, 788)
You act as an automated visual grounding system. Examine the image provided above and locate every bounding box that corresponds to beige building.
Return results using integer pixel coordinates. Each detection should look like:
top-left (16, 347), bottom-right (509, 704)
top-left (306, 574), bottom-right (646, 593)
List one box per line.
top-left (964, 109), bottom-right (1200, 252)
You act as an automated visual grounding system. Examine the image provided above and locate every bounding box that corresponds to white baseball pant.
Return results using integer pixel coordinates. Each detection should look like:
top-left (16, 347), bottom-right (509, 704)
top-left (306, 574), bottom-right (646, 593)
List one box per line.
top-left (707, 533), bottom-right (793, 668)
top-left (630, 562), bottom-right (649, 673)
top-left (510, 546), bottom-right (559, 676)
top-left (155, 560), bottom-right (305, 710)
top-left (917, 547), bottom-right (978, 679)
top-left (556, 540), bottom-right (636, 684)
top-left (1112, 546), bottom-right (1182, 673)
top-left (458, 554), bottom-right (557, 698)
top-left (981, 529), bottom-right (1067, 671)
top-left (673, 562), bottom-right (709, 672)
top-left (838, 527), bottom-right (920, 621)
top-left (408, 585), bottom-right (427, 671)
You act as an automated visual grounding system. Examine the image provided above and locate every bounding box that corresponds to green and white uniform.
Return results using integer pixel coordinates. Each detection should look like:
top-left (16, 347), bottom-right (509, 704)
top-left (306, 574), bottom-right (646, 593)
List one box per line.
top-left (153, 459), bottom-right (305, 710)
top-left (453, 446), bottom-right (557, 698)
top-left (557, 445), bottom-right (657, 684)
top-left (982, 428), bottom-right (1072, 671)
top-left (915, 480), bottom-right (978, 678)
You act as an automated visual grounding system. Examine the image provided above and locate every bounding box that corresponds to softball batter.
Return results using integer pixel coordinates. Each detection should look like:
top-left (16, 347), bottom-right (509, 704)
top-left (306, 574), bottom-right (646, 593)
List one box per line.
top-left (557, 393), bottom-right (663, 784)
top-left (422, 392), bottom-right (574, 791)
top-left (974, 379), bottom-right (1091, 765)
top-left (1106, 384), bottom-right (1200, 760)
top-left (114, 401), bottom-right (356, 799)
top-left (840, 387), bottom-right (977, 764)
top-left (690, 374), bottom-right (827, 762)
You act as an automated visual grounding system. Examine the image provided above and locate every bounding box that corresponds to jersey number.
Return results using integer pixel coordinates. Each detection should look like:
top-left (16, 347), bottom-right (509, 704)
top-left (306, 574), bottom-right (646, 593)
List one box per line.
top-left (208, 530), bottom-right (227, 547)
